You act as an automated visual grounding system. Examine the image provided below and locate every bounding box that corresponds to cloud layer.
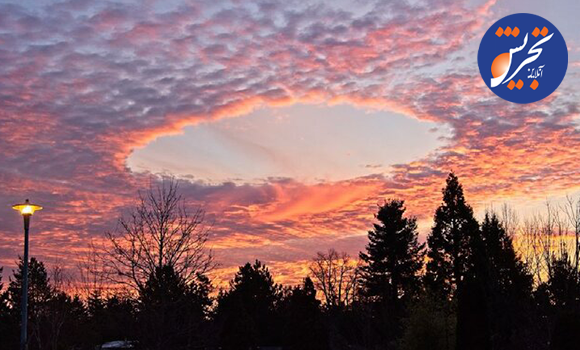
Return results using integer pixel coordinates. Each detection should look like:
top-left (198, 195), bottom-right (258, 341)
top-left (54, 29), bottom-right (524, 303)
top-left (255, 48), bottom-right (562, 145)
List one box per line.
top-left (1, 0), bottom-right (579, 286)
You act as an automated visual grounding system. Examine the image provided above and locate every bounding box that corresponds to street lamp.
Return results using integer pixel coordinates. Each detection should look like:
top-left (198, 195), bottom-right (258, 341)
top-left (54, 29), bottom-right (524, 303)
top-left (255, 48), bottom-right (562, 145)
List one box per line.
top-left (12, 199), bottom-right (42, 350)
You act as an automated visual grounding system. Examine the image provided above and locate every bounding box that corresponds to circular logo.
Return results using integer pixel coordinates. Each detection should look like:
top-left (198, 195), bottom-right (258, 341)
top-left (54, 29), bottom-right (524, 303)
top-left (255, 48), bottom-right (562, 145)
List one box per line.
top-left (478, 13), bottom-right (568, 104)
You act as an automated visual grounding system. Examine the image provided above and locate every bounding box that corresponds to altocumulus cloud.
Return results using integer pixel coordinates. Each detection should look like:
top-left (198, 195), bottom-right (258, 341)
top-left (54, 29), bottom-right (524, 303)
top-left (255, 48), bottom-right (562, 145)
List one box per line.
top-left (1, 0), bottom-right (579, 285)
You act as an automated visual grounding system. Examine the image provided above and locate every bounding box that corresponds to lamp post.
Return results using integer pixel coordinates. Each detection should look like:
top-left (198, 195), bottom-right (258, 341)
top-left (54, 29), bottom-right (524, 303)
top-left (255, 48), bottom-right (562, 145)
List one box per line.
top-left (12, 199), bottom-right (43, 350)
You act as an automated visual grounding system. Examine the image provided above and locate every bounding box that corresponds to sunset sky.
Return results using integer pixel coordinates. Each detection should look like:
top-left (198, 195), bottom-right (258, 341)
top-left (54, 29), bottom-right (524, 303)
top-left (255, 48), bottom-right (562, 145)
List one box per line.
top-left (1, 0), bottom-right (580, 287)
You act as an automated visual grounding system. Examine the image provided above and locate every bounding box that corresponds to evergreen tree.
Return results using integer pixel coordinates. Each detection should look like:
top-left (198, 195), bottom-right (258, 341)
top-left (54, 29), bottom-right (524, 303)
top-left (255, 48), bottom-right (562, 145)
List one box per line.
top-left (41, 291), bottom-right (87, 350)
top-left (536, 254), bottom-right (580, 350)
top-left (455, 276), bottom-right (490, 350)
top-left (216, 260), bottom-right (282, 349)
top-left (0, 267), bottom-right (18, 350)
top-left (359, 199), bottom-right (425, 346)
top-left (480, 214), bottom-right (532, 296)
top-left (480, 214), bottom-right (535, 349)
top-left (454, 216), bottom-right (491, 350)
top-left (6, 257), bottom-right (53, 315)
top-left (545, 254), bottom-right (580, 309)
top-left (425, 173), bottom-right (479, 298)
top-left (87, 294), bottom-right (137, 346)
top-left (280, 277), bottom-right (328, 349)
top-left (6, 257), bottom-right (54, 350)
top-left (3, 257), bottom-right (87, 350)
top-left (85, 291), bottom-right (106, 345)
top-left (460, 213), bottom-right (536, 350)
top-left (138, 265), bottom-right (212, 350)
top-left (360, 199), bottom-right (425, 303)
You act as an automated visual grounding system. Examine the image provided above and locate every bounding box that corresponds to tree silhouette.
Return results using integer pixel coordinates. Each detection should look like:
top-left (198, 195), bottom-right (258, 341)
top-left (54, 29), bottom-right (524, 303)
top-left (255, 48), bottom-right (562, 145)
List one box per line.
top-left (401, 293), bottom-right (456, 350)
top-left (477, 213), bottom-right (535, 349)
top-left (532, 254), bottom-right (580, 350)
top-left (360, 199), bottom-right (425, 303)
top-left (0, 267), bottom-right (18, 349)
top-left (359, 199), bottom-right (425, 346)
top-left (480, 214), bottom-right (532, 295)
top-left (3, 257), bottom-right (86, 350)
top-left (216, 260), bottom-right (282, 349)
top-left (86, 294), bottom-right (137, 347)
top-left (138, 265), bottom-right (212, 350)
top-left (426, 173), bottom-right (479, 298)
top-left (310, 249), bottom-right (359, 309)
top-left (6, 257), bottom-right (54, 350)
top-left (104, 178), bottom-right (214, 292)
top-left (279, 277), bottom-right (329, 349)
top-left (4, 173), bottom-right (580, 349)
top-left (455, 275), bottom-right (490, 350)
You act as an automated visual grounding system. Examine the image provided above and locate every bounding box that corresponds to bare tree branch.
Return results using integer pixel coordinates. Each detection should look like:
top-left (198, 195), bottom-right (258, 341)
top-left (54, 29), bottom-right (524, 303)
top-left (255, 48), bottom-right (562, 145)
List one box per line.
top-left (102, 178), bottom-right (215, 292)
top-left (309, 249), bottom-right (360, 309)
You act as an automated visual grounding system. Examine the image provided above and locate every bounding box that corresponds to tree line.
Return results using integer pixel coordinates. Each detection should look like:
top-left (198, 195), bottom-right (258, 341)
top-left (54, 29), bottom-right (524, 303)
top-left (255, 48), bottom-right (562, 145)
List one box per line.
top-left (1, 174), bottom-right (580, 350)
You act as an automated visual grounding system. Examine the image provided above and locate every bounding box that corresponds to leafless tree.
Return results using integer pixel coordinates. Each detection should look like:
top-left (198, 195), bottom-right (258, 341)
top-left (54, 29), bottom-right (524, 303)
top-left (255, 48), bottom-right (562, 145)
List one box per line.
top-left (29, 263), bottom-right (74, 350)
top-left (77, 240), bottom-right (112, 298)
top-left (104, 178), bottom-right (214, 292)
top-left (519, 202), bottom-right (574, 285)
top-left (47, 265), bottom-right (70, 350)
top-left (309, 249), bottom-right (360, 309)
top-left (499, 203), bottom-right (519, 238)
top-left (521, 215), bottom-right (545, 284)
top-left (50, 263), bottom-right (71, 293)
top-left (562, 195), bottom-right (580, 270)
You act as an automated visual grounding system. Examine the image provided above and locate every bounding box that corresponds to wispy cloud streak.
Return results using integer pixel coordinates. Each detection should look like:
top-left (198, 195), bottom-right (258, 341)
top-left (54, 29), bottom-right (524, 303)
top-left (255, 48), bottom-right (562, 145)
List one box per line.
top-left (0, 0), bottom-right (579, 285)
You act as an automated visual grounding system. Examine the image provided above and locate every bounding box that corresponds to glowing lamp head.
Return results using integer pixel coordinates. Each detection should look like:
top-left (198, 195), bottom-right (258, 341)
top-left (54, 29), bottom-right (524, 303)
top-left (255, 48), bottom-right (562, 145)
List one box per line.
top-left (12, 199), bottom-right (43, 216)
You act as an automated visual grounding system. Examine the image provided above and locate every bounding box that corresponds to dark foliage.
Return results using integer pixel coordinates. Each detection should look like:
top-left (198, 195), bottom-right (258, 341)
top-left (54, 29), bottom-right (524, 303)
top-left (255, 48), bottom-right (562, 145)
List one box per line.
top-left (137, 265), bottom-right (212, 350)
top-left (426, 173), bottom-right (480, 299)
top-left (478, 214), bottom-right (536, 350)
top-left (535, 254), bottom-right (580, 350)
top-left (455, 276), bottom-right (490, 350)
top-left (279, 277), bottom-right (329, 349)
top-left (214, 260), bottom-right (282, 349)
top-left (401, 293), bottom-right (456, 350)
top-left (85, 293), bottom-right (137, 347)
top-left (1, 257), bottom-right (87, 350)
top-left (359, 199), bottom-right (425, 347)
top-left (2, 173), bottom-right (580, 350)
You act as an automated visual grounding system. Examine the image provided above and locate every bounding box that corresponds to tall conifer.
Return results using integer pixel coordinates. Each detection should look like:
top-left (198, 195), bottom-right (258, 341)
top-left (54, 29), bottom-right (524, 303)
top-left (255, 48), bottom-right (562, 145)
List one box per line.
top-left (425, 173), bottom-right (479, 298)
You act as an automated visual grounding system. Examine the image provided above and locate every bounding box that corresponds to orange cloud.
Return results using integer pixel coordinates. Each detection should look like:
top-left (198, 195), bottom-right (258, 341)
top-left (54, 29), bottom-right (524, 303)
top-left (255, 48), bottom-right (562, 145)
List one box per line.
top-left (2, 0), bottom-right (580, 291)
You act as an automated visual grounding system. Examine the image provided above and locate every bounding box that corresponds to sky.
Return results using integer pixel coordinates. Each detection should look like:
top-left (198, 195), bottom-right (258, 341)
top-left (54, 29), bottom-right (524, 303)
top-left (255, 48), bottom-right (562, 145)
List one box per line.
top-left (1, 0), bottom-right (580, 288)
top-left (128, 104), bottom-right (447, 184)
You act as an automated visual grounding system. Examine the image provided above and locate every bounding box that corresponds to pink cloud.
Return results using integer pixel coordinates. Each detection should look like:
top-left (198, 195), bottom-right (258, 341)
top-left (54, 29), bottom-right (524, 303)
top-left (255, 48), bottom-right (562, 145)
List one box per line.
top-left (1, 0), bottom-right (579, 287)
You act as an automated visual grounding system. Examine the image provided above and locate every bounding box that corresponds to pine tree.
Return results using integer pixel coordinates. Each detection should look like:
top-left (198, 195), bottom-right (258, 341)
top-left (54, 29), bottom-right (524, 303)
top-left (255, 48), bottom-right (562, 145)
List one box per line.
top-left (5, 257), bottom-right (83, 350)
top-left (480, 214), bottom-right (532, 297)
top-left (0, 267), bottom-right (17, 350)
top-left (359, 199), bottom-right (425, 346)
top-left (425, 173), bottom-right (479, 298)
top-left (6, 257), bottom-right (54, 350)
top-left (6, 257), bottom-right (53, 314)
top-left (92, 295), bottom-right (137, 345)
top-left (536, 254), bottom-right (580, 350)
top-left (216, 260), bottom-right (282, 349)
top-left (280, 277), bottom-right (328, 349)
top-left (455, 276), bottom-right (490, 350)
top-left (138, 265), bottom-right (212, 350)
top-left (360, 199), bottom-right (425, 304)
top-left (475, 213), bottom-right (535, 350)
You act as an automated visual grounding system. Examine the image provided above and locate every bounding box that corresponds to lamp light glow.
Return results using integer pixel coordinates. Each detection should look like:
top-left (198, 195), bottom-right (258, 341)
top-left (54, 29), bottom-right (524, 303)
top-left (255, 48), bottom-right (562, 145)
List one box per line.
top-left (13, 198), bottom-right (43, 350)
top-left (12, 199), bottom-right (43, 216)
